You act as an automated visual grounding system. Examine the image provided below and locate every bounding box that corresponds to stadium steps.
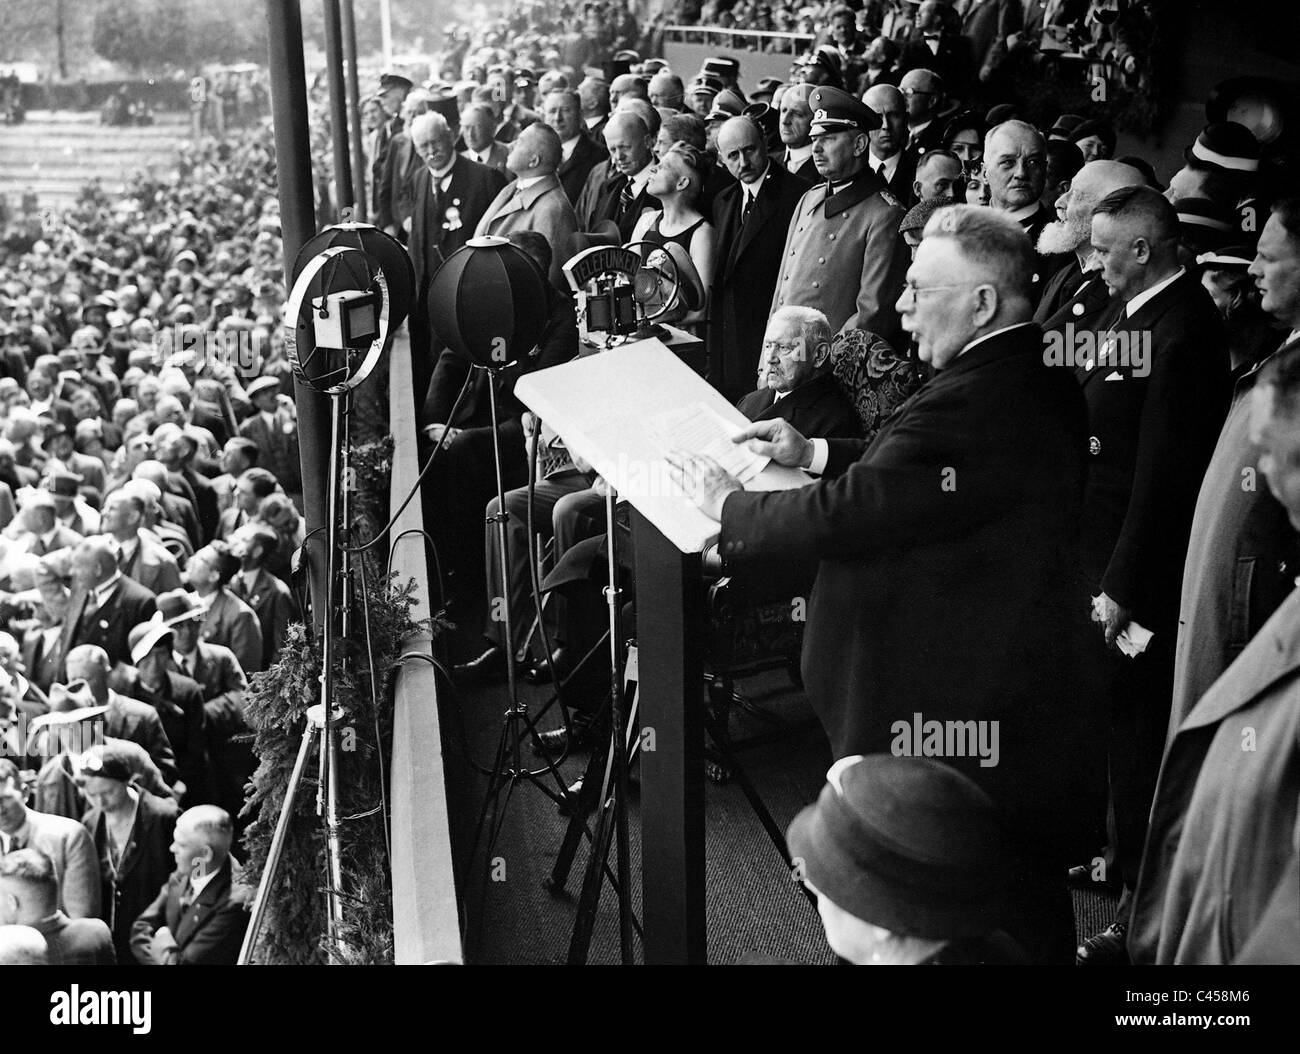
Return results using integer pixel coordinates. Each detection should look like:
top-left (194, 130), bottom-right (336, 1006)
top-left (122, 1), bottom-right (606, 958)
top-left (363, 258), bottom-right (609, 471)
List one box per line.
top-left (0, 110), bottom-right (190, 211)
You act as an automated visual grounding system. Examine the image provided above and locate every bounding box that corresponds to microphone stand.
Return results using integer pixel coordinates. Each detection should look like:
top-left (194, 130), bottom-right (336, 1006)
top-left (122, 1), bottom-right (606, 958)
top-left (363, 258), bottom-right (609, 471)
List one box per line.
top-left (560, 482), bottom-right (635, 963)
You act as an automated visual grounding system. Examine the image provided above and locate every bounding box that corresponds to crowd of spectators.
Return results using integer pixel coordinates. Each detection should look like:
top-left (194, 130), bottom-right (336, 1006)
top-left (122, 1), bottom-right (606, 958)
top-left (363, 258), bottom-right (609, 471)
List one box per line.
top-left (0, 116), bottom-right (305, 965)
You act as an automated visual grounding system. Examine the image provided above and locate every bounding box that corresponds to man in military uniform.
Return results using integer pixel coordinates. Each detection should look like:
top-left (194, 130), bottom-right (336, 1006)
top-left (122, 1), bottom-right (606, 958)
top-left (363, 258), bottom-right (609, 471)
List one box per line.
top-left (769, 87), bottom-right (909, 342)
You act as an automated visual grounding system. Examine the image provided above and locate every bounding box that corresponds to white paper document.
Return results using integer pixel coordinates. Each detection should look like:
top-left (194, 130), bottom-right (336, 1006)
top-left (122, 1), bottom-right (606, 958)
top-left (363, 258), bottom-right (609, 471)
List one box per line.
top-left (648, 402), bottom-right (770, 484)
top-left (514, 338), bottom-right (811, 552)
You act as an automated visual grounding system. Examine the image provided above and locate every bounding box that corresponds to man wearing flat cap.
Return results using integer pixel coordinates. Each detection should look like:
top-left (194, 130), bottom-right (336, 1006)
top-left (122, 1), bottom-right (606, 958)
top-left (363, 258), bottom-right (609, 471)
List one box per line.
top-left (768, 86), bottom-right (909, 341)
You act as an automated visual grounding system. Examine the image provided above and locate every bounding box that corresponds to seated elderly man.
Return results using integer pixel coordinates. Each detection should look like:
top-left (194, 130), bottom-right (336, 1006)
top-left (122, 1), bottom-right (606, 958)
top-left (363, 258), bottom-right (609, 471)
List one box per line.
top-left (739, 307), bottom-right (864, 441)
top-left (131, 805), bottom-right (251, 965)
top-left (0, 847), bottom-right (115, 965)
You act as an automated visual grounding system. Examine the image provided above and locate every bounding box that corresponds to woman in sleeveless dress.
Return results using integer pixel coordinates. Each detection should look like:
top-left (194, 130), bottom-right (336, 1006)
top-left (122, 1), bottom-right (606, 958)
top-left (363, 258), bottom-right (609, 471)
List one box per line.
top-left (628, 141), bottom-right (716, 329)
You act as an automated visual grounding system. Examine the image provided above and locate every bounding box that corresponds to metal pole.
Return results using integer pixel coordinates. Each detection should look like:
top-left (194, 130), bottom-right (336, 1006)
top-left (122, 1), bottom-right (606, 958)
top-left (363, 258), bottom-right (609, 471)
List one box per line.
top-left (339, 0), bottom-right (368, 223)
top-left (265, 0), bottom-right (330, 632)
top-left (380, 0), bottom-right (394, 70)
top-left (603, 486), bottom-right (634, 961)
top-left (239, 716), bottom-right (320, 964)
top-left (321, 0), bottom-right (354, 219)
top-left (319, 392), bottom-right (346, 936)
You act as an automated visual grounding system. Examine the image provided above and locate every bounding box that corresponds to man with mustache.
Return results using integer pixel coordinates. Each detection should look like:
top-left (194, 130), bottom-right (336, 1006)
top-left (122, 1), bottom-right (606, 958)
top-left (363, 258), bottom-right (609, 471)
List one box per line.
top-left (985, 119), bottom-right (1058, 296)
top-left (1034, 159), bottom-right (1147, 331)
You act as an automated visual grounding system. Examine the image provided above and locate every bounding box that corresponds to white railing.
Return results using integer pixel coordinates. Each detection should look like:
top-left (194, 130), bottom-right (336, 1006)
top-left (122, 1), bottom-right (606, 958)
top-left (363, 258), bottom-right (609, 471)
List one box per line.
top-left (663, 24), bottom-right (815, 56)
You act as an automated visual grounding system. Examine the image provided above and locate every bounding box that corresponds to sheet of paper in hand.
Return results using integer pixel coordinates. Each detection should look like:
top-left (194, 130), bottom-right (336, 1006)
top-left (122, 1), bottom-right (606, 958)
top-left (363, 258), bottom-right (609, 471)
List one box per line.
top-left (648, 401), bottom-right (771, 484)
top-left (514, 337), bottom-right (809, 552)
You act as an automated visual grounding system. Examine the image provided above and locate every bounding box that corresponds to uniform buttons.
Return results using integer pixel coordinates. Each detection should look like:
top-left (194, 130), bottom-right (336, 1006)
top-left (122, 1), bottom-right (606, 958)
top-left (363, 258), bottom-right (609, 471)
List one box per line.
top-left (828, 233), bottom-right (836, 240)
top-left (1072, 303), bottom-right (1085, 316)
top-left (812, 281), bottom-right (820, 288)
top-left (818, 257), bottom-right (825, 264)
top-left (1088, 436), bottom-right (1101, 456)
top-left (733, 541), bottom-right (745, 552)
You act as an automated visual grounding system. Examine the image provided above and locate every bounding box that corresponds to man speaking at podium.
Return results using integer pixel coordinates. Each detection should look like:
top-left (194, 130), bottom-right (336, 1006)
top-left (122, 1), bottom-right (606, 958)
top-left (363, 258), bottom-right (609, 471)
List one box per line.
top-left (670, 205), bottom-right (1094, 964)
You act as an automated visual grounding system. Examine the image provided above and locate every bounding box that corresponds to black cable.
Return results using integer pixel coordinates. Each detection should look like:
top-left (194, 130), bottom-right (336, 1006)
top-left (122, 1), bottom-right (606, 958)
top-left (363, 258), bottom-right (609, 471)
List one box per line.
top-left (342, 365), bottom-right (476, 555)
top-left (386, 527), bottom-right (444, 606)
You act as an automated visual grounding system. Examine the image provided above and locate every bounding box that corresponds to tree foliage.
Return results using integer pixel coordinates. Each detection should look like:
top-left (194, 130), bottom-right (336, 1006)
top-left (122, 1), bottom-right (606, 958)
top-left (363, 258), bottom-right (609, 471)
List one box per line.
top-left (91, 0), bottom-right (269, 72)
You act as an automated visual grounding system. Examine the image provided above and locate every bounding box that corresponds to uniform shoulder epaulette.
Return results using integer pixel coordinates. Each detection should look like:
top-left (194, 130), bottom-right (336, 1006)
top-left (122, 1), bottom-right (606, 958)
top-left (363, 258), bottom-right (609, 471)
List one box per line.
top-left (879, 189), bottom-right (902, 209)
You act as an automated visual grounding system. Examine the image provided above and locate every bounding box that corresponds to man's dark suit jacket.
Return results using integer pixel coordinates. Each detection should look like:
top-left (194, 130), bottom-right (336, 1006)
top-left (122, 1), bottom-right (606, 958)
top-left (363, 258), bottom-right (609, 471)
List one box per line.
top-left (103, 693), bottom-right (179, 788)
top-left (874, 149), bottom-right (918, 209)
top-left (583, 169), bottom-right (659, 242)
top-left (116, 668), bottom-right (209, 806)
top-left (406, 156), bottom-right (509, 410)
top-left (237, 410), bottom-right (301, 498)
top-left (56, 575), bottom-right (157, 678)
top-left (718, 323), bottom-right (1093, 847)
top-left (1035, 256), bottom-right (1115, 332)
top-left (131, 857), bottom-right (251, 965)
top-left (736, 373), bottom-right (864, 441)
top-left (181, 466), bottom-right (218, 545)
top-left (557, 133), bottom-right (607, 205)
top-left (708, 163), bottom-right (808, 402)
top-left (899, 33), bottom-right (975, 96)
top-left (228, 567), bottom-right (297, 670)
top-left (1077, 272), bottom-right (1231, 633)
top-left (177, 641), bottom-right (252, 825)
top-left (32, 911), bottom-right (116, 965)
top-left (83, 790), bottom-right (178, 963)
top-left (407, 155), bottom-right (509, 301)
top-left (779, 152), bottom-right (820, 184)
top-left (376, 130), bottom-right (422, 233)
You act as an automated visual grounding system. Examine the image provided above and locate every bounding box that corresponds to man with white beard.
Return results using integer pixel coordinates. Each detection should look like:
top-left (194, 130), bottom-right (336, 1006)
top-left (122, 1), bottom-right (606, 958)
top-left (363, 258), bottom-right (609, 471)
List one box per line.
top-left (1034, 160), bottom-right (1147, 332)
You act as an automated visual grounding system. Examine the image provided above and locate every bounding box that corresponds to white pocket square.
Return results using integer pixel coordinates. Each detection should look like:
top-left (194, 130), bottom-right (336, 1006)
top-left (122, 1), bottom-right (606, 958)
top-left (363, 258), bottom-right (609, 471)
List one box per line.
top-left (1104, 371), bottom-right (1124, 381)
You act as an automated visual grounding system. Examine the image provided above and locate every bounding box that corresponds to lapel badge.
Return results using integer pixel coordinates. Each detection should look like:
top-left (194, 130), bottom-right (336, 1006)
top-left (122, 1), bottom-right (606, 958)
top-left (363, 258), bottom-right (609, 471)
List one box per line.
top-left (1088, 436), bottom-right (1101, 456)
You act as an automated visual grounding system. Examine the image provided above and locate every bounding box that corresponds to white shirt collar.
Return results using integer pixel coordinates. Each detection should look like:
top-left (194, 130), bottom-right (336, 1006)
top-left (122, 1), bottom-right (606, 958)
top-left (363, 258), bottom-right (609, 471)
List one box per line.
top-left (515, 173), bottom-right (545, 191)
top-left (584, 114), bottom-right (603, 130)
top-left (743, 165), bottom-right (770, 202)
top-left (957, 321), bottom-right (1037, 361)
top-left (561, 135), bottom-right (580, 161)
top-left (430, 158), bottom-right (456, 182)
top-left (95, 571), bottom-right (123, 606)
top-left (189, 861), bottom-right (222, 898)
top-left (1123, 267), bottom-right (1185, 318)
top-left (786, 142), bottom-right (813, 167)
top-left (870, 149), bottom-right (900, 182)
top-left (627, 164), bottom-right (653, 197)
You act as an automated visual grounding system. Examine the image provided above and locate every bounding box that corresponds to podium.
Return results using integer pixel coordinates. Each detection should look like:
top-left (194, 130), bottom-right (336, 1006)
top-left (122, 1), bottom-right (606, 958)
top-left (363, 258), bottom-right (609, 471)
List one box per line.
top-left (515, 338), bottom-right (807, 963)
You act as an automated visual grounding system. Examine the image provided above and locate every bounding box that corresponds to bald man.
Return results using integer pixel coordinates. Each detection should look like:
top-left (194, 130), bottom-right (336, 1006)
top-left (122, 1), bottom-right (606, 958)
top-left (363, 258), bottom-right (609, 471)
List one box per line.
top-left (131, 805), bottom-right (251, 965)
top-left (1035, 160), bottom-right (1147, 331)
top-left (863, 84), bottom-right (918, 208)
top-left (899, 68), bottom-right (946, 159)
top-left (709, 116), bottom-right (810, 402)
top-left (54, 537), bottom-right (157, 680)
top-left (474, 123), bottom-right (579, 288)
top-left (777, 83), bottom-right (818, 182)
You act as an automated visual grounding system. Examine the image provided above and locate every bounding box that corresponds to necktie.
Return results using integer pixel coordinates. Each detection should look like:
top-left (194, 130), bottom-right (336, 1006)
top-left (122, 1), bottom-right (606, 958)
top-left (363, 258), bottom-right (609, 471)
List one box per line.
top-left (618, 178), bottom-right (634, 216)
top-left (741, 192), bottom-right (753, 225)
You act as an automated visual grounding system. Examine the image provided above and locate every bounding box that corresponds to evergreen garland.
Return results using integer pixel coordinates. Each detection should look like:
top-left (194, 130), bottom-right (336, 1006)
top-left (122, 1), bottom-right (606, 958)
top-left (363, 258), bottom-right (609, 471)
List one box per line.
top-left (238, 575), bottom-right (436, 964)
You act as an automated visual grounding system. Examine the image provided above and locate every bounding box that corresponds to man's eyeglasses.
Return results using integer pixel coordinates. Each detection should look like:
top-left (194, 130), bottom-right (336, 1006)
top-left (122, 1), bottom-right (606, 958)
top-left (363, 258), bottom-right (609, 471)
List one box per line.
top-left (900, 280), bottom-right (975, 302)
top-left (762, 339), bottom-right (803, 355)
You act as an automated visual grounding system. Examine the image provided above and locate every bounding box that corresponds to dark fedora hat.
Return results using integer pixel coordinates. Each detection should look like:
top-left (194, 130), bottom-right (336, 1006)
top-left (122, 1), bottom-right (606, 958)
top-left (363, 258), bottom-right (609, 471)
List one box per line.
top-left (787, 754), bottom-right (1007, 940)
